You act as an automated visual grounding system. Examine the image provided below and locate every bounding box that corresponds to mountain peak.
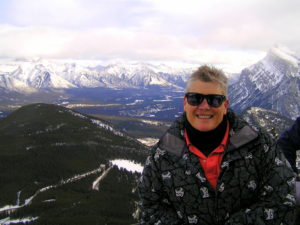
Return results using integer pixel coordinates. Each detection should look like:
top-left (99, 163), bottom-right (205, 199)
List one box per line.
top-left (229, 46), bottom-right (300, 119)
top-left (267, 45), bottom-right (298, 67)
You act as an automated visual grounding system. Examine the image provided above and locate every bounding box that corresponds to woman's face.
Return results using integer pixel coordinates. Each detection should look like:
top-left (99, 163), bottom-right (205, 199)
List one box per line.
top-left (184, 80), bottom-right (229, 131)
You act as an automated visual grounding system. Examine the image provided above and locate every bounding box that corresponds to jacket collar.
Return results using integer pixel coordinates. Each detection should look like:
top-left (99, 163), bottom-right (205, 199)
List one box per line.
top-left (227, 125), bottom-right (258, 152)
top-left (157, 109), bottom-right (258, 157)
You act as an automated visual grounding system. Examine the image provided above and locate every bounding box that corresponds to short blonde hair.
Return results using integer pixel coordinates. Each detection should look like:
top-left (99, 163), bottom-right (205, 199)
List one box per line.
top-left (185, 65), bottom-right (228, 96)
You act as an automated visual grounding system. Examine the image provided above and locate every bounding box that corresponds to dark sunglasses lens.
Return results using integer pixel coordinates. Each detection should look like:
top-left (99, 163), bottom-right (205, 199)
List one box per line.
top-left (186, 93), bottom-right (203, 106)
top-left (186, 93), bottom-right (225, 107)
top-left (207, 95), bottom-right (225, 107)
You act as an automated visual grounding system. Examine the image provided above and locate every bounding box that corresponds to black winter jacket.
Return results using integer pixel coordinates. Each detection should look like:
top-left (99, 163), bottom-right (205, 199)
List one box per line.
top-left (277, 116), bottom-right (300, 173)
top-left (138, 110), bottom-right (296, 225)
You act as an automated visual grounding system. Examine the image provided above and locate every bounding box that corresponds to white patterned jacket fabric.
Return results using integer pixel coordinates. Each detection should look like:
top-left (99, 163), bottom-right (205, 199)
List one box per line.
top-left (138, 110), bottom-right (296, 225)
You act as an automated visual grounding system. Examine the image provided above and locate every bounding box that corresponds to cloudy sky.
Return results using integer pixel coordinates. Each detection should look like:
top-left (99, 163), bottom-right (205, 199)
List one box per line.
top-left (0, 0), bottom-right (299, 72)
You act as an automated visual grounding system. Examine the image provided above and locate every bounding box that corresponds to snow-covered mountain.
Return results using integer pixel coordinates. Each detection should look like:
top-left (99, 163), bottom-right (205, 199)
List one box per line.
top-left (0, 59), bottom-right (193, 92)
top-left (1, 46), bottom-right (299, 120)
top-left (0, 59), bottom-right (76, 93)
top-left (229, 45), bottom-right (300, 119)
top-left (0, 74), bottom-right (36, 93)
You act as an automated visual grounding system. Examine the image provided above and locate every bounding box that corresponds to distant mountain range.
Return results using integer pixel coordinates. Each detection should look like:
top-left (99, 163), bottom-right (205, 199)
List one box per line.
top-left (0, 103), bottom-right (148, 225)
top-left (0, 60), bottom-right (192, 92)
top-left (0, 45), bottom-right (299, 120)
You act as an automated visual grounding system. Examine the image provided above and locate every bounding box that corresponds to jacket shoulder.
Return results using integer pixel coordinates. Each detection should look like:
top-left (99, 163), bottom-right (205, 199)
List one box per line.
top-left (155, 115), bottom-right (186, 157)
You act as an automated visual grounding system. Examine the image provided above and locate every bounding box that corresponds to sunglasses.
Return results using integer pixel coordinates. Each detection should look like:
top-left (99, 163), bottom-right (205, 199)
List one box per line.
top-left (185, 92), bottom-right (226, 108)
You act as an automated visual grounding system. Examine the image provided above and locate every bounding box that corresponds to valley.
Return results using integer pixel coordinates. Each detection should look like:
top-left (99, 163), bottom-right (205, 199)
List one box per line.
top-left (0, 45), bottom-right (299, 224)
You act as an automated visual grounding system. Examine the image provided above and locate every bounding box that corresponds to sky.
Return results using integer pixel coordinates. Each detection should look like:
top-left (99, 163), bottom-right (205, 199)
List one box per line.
top-left (0, 0), bottom-right (299, 72)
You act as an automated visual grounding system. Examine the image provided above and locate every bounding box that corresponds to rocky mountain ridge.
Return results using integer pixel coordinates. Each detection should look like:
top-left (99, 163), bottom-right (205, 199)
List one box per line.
top-left (0, 60), bottom-right (193, 92)
top-left (241, 107), bottom-right (294, 139)
top-left (229, 46), bottom-right (300, 119)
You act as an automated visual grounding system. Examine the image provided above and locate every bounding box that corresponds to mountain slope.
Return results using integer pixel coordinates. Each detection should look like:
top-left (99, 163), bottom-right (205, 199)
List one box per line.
top-left (229, 45), bottom-right (300, 119)
top-left (0, 103), bottom-right (148, 225)
top-left (241, 107), bottom-right (294, 140)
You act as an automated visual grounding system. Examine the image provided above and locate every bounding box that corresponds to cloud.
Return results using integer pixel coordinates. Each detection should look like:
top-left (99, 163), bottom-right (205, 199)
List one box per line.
top-left (2, 0), bottom-right (154, 29)
top-left (143, 0), bottom-right (300, 51)
top-left (0, 0), bottom-right (299, 72)
top-left (0, 25), bottom-right (72, 58)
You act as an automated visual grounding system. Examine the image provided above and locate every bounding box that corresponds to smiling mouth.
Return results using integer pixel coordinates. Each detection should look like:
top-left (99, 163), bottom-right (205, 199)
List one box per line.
top-left (196, 115), bottom-right (213, 119)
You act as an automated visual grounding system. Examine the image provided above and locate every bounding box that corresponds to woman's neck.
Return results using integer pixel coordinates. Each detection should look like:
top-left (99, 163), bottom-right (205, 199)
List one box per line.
top-left (185, 115), bottom-right (227, 156)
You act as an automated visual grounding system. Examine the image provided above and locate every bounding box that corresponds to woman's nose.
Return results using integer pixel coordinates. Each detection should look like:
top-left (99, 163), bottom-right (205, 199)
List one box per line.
top-left (197, 98), bottom-right (210, 109)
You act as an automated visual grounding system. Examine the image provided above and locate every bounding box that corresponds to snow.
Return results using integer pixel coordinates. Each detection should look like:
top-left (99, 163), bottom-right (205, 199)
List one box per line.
top-left (69, 110), bottom-right (87, 119)
top-left (126, 100), bottom-right (144, 106)
top-left (65, 103), bottom-right (120, 108)
top-left (92, 166), bottom-right (113, 190)
top-left (0, 58), bottom-right (194, 92)
top-left (44, 124), bottom-right (66, 132)
top-left (247, 58), bottom-right (284, 92)
top-left (153, 99), bottom-right (172, 102)
top-left (0, 217), bottom-right (38, 225)
top-left (137, 138), bottom-right (159, 147)
top-left (0, 166), bottom-right (104, 215)
top-left (153, 95), bottom-right (173, 102)
top-left (110, 159), bottom-right (143, 173)
top-left (16, 191), bottom-right (21, 206)
top-left (149, 76), bottom-right (167, 86)
top-left (68, 110), bottom-right (125, 137)
top-left (91, 119), bottom-right (124, 137)
top-left (0, 160), bottom-right (143, 221)
top-left (48, 73), bottom-right (76, 89)
top-left (0, 64), bottom-right (19, 73)
top-left (0, 74), bottom-right (37, 93)
top-left (140, 119), bottom-right (163, 126)
top-left (0, 205), bottom-right (19, 212)
top-left (42, 199), bottom-right (56, 203)
top-left (270, 46), bottom-right (298, 67)
top-left (122, 105), bottom-right (175, 118)
top-left (93, 160), bottom-right (144, 190)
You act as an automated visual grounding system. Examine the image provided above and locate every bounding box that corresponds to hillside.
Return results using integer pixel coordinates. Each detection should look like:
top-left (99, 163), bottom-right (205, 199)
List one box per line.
top-left (92, 114), bottom-right (171, 146)
top-left (241, 107), bottom-right (294, 140)
top-left (0, 103), bottom-right (148, 225)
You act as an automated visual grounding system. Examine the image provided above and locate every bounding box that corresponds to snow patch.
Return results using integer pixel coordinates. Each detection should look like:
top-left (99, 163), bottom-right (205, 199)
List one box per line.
top-left (153, 95), bottom-right (172, 102)
top-left (92, 165), bottom-right (112, 190)
top-left (141, 119), bottom-right (162, 126)
top-left (0, 165), bottom-right (104, 215)
top-left (0, 217), bottom-right (38, 225)
top-left (137, 138), bottom-right (159, 147)
top-left (69, 110), bottom-right (87, 119)
top-left (126, 100), bottom-right (144, 106)
top-left (42, 199), bottom-right (56, 203)
top-left (153, 99), bottom-right (172, 102)
top-left (110, 159), bottom-right (143, 173)
top-left (270, 46), bottom-right (298, 67)
top-left (25, 146), bottom-right (35, 151)
top-left (91, 119), bottom-right (124, 137)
